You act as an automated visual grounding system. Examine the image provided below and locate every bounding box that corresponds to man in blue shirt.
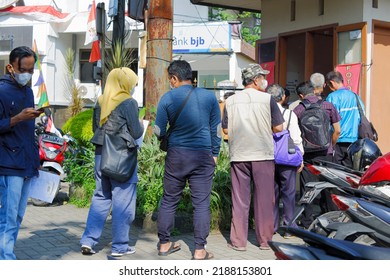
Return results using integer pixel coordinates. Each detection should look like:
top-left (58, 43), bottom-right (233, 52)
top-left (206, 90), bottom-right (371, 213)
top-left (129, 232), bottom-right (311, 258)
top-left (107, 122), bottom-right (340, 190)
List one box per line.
top-left (0, 46), bottom-right (41, 259)
top-left (154, 60), bottom-right (221, 260)
top-left (326, 71), bottom-right (364, 168)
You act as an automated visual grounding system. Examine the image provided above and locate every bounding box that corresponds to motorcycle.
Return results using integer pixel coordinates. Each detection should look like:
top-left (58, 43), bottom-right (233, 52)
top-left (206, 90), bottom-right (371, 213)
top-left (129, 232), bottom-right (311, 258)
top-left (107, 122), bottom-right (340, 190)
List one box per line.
top-left (326, 193), bottom-right (390, 246)
top-left (290, 178), bottom-right (390, 246)
top-left (268, 226), bottom-right (390, 260)
top-left (32, 114), bottom-right (68, 206)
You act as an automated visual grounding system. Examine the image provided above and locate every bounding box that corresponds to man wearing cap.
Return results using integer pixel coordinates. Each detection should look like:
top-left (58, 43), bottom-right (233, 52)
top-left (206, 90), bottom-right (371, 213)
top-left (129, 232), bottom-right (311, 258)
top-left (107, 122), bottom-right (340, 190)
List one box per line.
top-left (222, 64), bottom-right (284, 251)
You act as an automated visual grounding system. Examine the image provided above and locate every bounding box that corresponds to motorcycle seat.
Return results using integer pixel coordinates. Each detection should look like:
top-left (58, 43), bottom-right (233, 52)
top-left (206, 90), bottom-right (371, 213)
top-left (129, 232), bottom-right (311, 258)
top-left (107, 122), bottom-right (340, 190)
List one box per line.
top-left (357, 198), bottom-right (390, 224)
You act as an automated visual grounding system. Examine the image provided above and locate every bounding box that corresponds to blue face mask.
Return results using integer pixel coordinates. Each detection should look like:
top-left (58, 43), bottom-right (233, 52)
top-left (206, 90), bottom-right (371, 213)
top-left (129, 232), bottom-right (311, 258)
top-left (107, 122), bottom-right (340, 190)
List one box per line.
top-left (14, 72), bottom-right (32, 86)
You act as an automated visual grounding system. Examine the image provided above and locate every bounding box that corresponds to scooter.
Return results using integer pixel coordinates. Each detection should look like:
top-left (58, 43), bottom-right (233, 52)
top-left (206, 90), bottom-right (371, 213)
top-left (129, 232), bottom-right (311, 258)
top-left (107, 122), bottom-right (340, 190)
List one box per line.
top-left (32, 115), bottom-right (68, 206)
top-left (268, 226), bottom-right (390, 260)
top-left (290, 179), bottom-right (390, 246)
top-left (312, 193), bottom-right (390, 247)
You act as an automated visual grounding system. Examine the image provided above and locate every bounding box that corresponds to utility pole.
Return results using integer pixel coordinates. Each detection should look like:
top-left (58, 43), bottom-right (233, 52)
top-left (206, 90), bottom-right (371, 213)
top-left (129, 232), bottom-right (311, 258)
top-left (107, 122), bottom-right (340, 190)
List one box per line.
top-left (144, 0), bottom-right (173, 113)
top-left (112, 0), bottom-right (125, 47)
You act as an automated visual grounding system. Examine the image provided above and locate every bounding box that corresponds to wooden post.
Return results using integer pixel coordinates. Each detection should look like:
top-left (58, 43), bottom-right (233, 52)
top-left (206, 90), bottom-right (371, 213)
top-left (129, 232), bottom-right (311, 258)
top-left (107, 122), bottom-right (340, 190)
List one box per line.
top-left (144, 0), bottom-right (173, 118)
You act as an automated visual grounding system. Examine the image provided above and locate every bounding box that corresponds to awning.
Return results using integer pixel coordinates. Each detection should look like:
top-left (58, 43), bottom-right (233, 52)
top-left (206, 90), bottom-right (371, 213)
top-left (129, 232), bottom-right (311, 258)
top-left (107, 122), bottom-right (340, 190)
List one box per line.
top-left (190, 0), bottom-right (261, 13)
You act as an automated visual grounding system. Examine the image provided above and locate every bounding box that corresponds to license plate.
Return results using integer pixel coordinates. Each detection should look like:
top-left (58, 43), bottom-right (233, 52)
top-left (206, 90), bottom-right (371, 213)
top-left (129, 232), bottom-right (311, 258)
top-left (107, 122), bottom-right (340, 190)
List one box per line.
top-left (299, 189), bottom-right (315, 204)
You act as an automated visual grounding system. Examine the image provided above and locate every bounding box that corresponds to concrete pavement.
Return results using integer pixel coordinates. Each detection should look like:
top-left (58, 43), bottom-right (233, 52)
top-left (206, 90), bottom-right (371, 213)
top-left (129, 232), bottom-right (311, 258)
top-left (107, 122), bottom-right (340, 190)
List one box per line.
top-left (15, 188), bottom-right (304, 260)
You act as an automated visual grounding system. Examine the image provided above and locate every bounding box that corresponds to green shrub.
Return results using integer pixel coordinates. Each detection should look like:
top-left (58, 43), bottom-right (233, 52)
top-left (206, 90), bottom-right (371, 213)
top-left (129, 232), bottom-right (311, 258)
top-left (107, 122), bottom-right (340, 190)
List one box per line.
top-left (65, 129), bottom-right (233, 231)
top-left (63, 146), bottom-right (96, 207)
top-left (136, 135), bottom-right (166, 215)
top-left (62, 109), bottom-right (94, 146)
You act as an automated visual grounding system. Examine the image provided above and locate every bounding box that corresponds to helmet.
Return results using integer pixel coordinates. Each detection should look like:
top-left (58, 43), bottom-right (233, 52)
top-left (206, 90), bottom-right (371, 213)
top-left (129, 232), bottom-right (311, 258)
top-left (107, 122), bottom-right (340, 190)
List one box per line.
top-left (347, 138), bottom-right (382, 171)
top-left (360, 152), bottom-right (390, 185)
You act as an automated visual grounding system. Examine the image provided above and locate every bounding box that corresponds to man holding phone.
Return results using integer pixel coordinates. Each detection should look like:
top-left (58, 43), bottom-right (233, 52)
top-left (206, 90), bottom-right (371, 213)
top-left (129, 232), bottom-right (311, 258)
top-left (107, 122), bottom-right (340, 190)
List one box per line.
top-left (0, 46), bottom-right (42, 260)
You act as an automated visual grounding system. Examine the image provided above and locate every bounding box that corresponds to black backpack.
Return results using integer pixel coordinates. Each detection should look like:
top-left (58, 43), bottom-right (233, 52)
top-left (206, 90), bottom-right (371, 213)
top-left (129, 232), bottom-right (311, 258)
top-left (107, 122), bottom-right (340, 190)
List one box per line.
top-left (299, 99), bottom-right (331, 153)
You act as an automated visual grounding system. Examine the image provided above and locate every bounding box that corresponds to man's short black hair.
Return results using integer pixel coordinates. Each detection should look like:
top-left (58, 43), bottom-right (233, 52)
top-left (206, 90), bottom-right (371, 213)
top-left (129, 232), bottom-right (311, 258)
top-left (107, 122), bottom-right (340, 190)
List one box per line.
top-left (326, 71), bottom-right (344, 84)
top-left (296, 81), bottom-right (314, 97)
top-left (168, 60), bottom-right (193, 82)
top-left (9, 46), bottom-right (37, 69)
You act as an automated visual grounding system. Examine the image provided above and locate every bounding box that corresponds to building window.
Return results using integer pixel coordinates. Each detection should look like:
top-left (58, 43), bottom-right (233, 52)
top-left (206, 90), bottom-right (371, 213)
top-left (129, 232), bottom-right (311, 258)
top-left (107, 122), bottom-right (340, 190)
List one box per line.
top-left (259, 41), bottom-right (276, 64)
top-left (290, 0), bottom-right (296, 21)
top-left (79, 50), bottom-right (97, 83)
top-left (319, 0), bottom-right (324, 15)
top-left (372, 0), bottom-right (378, 8)
top-left (338, 29), bottom-right (362, 64)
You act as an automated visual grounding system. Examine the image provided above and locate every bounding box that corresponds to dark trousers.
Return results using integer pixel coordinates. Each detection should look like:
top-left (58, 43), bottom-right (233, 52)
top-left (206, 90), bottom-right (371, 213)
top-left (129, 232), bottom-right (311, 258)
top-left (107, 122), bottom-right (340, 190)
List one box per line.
top-left (334, 142), bottom-right (353, 169)
top-left (299, 152), bottom-right (335, 228)
top-left (157, 148), bottom-right (215, 250)
top-left (274, 165), bottom-right (298, 231)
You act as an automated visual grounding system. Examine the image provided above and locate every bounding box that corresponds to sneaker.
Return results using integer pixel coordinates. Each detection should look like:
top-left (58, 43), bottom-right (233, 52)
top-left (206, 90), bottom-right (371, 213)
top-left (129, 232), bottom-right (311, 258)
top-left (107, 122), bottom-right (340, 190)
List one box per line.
top-left (111, 246), bottom-right (136, 257)
top-left (81, 245), bottom-right (96, 255)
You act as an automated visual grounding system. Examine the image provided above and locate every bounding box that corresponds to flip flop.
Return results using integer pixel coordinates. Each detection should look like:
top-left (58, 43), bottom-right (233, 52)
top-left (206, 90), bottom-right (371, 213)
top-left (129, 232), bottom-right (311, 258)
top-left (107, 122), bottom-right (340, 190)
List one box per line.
top-left (192, 251), bottom-right (214, 260)
top-left (227, 243), bottom-right (246, 251)
top-left (158, 242), bottom-right (181, 256)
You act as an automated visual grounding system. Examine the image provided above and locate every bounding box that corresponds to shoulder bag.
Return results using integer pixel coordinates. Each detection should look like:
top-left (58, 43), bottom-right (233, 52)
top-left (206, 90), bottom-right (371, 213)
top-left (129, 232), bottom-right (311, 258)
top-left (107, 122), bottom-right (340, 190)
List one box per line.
top-left (159, 87), bottom-right (195, 151)
top-left (355, 94), bottom-right (378, 142)
top-left (273, 109), bottom-right (303, 167)
top-left (100, 115), bottom-right (138, 183)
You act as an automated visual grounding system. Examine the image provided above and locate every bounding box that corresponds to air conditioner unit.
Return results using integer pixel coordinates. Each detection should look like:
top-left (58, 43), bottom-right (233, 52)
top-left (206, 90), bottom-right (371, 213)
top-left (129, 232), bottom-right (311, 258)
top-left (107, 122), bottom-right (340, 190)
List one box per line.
top-left (79, 83), bottom-right (100, 103)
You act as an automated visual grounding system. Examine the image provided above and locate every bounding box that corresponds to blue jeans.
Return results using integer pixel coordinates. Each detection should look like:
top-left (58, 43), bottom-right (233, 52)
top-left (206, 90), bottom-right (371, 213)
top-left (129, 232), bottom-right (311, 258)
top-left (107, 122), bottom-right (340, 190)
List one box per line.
top-left (80, 155), bottom-right (137, 253)
top-left (0, 176), bottom-right (31, 260)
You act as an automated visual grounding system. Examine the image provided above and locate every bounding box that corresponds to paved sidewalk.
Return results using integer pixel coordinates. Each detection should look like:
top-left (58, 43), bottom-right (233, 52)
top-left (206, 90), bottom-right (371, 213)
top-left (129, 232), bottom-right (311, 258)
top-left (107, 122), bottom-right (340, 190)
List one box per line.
top-left (15, 195), bottom-right (304, 260)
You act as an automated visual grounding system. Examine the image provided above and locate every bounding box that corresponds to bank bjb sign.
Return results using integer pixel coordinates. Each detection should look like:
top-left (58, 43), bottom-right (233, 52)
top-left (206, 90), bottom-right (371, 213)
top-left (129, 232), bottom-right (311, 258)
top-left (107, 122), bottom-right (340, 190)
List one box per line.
top-left (173, 22), bottom-right (231, 53)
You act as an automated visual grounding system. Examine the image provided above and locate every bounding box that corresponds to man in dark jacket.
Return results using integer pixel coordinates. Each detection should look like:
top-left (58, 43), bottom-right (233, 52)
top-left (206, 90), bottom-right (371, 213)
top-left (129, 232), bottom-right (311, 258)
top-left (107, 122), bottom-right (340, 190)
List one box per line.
top-left (0, 46), bottom-right (42, 260)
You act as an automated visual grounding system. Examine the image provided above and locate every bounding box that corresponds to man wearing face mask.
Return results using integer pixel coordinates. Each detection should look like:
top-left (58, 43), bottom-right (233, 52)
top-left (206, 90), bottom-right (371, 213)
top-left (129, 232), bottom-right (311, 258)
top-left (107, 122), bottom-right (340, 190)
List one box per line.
top-left (0, 46), bottom-right (42, 260)
top-left (154, 60), bottom-right (221, 260)
top-left (222, 64), bottom-right (284, 251)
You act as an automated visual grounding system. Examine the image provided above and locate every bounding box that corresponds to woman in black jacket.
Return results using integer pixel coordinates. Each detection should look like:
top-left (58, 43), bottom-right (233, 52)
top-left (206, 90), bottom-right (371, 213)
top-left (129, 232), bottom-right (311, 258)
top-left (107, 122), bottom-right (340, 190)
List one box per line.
top-left (80, 67), bottom-right (143, 257)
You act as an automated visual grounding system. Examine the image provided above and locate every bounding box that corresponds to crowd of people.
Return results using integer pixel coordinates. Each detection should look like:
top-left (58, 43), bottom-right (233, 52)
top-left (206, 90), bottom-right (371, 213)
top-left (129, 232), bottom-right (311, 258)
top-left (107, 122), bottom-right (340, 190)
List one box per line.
top-left (0, 46), bottom-right (367, 260)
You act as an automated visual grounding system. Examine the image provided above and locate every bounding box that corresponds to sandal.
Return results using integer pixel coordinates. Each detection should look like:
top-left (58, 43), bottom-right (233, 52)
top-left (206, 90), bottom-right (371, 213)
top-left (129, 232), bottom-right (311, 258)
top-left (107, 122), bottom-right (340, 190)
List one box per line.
top-left (192, 251), bottom-right (214, 260)
top-left (158, 242), bottom-right (181, 256)
top-left (227, 243), bottom-right (247, 251)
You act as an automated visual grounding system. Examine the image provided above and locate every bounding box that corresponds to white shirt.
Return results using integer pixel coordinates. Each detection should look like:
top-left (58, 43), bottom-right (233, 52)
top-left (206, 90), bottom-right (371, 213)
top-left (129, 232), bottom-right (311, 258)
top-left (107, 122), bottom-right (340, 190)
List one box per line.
top-left (278, 103), bottom-right (304, 154)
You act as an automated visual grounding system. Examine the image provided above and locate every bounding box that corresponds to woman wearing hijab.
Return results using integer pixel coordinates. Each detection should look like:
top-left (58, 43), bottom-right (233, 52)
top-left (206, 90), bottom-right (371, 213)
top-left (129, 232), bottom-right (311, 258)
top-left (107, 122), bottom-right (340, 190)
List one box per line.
top-left (80, 67), bottom-right (144, 257)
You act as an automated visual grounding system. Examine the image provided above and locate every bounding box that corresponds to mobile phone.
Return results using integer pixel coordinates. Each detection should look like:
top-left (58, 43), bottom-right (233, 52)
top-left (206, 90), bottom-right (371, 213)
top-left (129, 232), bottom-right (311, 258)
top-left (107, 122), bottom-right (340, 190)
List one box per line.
top-left (36, 106), bottom-right (49, 112)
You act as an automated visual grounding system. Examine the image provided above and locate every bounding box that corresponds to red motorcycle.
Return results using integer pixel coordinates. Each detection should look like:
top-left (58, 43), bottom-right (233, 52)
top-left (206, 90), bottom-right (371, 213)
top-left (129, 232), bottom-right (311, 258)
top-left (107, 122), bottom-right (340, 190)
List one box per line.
top-left (32, 115), bottom-right (67, 206)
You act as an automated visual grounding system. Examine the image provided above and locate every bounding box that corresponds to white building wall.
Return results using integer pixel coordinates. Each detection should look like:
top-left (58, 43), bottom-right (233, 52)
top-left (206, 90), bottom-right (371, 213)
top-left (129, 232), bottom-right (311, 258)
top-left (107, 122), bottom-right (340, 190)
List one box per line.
top-left (174, 0), bottom-right (209, 23)
top-left (262, 0), bottom-right (364, 38)
top-left (1, 0), bottom-right (249, 108)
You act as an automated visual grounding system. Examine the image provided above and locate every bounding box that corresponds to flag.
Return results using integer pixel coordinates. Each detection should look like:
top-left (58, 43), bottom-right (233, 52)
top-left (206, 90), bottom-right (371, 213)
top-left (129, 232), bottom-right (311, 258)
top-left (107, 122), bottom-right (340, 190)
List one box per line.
top-left (335, 63), bottom-right (362, 94)
top-left (0, 5), bottom-right (75, 23)
top-left (85, 0), bottom-right (101, 62)
top-left (90, 40), bottom-right (101, 63)
top-left (32, 40), bottom-right (49, 108)
top-left (46, 115), bottom-right (62, 137)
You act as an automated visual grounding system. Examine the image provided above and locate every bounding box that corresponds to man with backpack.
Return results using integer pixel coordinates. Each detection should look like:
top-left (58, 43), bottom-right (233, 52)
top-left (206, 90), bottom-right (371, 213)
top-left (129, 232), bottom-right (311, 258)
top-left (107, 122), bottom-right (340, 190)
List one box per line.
top-left (293, 81), bottom-right (341, 228)
top-left (325, 71), bottom-right (365, 168)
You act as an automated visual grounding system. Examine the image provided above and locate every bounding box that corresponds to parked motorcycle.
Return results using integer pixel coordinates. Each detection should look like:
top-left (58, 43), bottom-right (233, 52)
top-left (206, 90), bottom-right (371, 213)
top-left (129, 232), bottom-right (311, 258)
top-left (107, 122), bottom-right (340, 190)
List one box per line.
top-left (305, 138), bottom-right (383, 189)
top-left (268, 226), bottom-right (390, 260)
top-left (311, 193), bottom-right (390, 247)
top-left (32, 114), bottom-right (68, 206)
top-left (290, 178), bottom-right (390, 246)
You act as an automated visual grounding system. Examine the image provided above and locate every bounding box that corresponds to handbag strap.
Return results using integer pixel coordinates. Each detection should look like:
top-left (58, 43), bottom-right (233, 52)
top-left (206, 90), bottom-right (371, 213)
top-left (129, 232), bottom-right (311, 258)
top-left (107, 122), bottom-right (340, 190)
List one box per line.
top-left (166, 87), bottom-right (195, 135)
top-left (354, 93), bottom-right (364, 122)
top-left (282, 108), bottom-right (293, 131)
